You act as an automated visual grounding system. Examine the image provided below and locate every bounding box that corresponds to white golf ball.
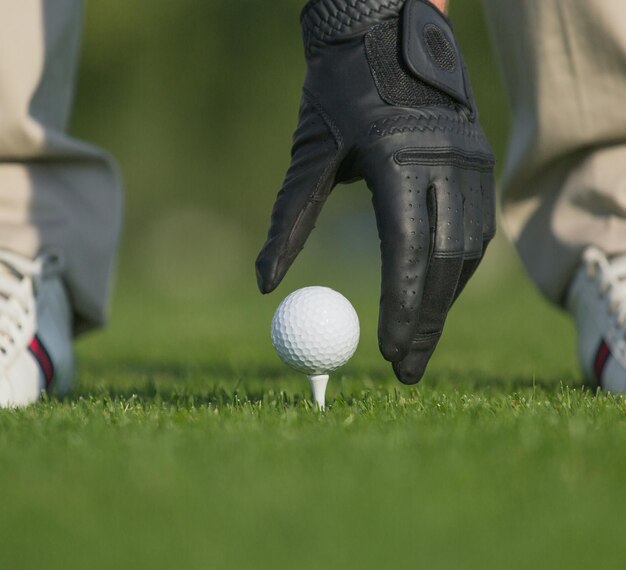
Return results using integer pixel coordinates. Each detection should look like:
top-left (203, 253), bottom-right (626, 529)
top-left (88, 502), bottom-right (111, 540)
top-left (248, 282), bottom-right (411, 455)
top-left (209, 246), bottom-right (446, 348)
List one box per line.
top-left (271, 287), bottom-right (360, 375)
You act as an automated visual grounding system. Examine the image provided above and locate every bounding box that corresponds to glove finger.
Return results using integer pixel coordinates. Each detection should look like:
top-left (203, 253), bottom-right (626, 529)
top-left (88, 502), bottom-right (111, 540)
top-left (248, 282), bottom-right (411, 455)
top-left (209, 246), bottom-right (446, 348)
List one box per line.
top-left (366, 159), bottom-right (431, 363)
top-left (453, 168), bottom-right (496, 302)
top-left (256, 95), bottom-right (342, 294)
top-left (393, 172), bottom-right (465, 385)
top-left (463, 170), bottom-right (485, 260)
top-left (482, 168), bottom-right (497, 244)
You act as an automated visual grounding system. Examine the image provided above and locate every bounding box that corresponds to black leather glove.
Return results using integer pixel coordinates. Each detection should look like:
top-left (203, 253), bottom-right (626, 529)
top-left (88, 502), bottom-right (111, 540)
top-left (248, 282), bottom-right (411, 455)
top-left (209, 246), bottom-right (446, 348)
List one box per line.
top-left (256, 0), bottom-right (495, 384)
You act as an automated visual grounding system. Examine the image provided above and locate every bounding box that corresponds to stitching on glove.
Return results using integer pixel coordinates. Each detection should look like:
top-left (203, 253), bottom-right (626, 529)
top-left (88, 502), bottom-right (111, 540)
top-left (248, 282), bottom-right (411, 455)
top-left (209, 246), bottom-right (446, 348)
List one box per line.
top-left (431, 250), bottom-right (467, 259)
top-left (302, 0), bottom-right (404, 54)
top-left (302, 88), bottom-right (344, 158)
top-left (369, 113), bottom-right (484, 139)
top-left (394, 148), bottom-right (494, 171)
top-left (410, 330), bottom-right (443, 343)
top-left (280, 93), bottom-right (344, 264)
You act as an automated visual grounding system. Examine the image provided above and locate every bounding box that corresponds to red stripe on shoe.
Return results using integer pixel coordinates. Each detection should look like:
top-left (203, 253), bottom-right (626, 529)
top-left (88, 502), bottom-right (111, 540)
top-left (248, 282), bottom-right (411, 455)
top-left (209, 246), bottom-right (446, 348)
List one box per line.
top-left (593, 340), bottom-right (611, 388)
top-left (28, 335), bottom-right (54, 389)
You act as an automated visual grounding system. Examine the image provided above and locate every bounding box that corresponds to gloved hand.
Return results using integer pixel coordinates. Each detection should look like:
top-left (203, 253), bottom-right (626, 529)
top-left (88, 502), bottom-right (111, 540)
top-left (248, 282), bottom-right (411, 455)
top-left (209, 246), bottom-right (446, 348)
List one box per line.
top-left (256, 0), bottom-right (495, 384)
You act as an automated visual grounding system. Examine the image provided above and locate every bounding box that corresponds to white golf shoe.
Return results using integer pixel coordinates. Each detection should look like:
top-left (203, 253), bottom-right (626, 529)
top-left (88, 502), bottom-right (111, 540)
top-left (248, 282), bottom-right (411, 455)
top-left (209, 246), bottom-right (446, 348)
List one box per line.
top-left (567, 247), bottom-right (626, 393)
top-left (0, 250), bottom-right (74, 408)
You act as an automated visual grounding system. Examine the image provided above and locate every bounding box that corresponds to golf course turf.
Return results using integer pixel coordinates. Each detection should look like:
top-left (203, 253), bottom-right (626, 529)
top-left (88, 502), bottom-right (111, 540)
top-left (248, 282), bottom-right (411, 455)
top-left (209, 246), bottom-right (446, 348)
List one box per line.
top-left (3, 3), bottom-right (623, 567)
top-left (1, 259), bottom-right (625, 570)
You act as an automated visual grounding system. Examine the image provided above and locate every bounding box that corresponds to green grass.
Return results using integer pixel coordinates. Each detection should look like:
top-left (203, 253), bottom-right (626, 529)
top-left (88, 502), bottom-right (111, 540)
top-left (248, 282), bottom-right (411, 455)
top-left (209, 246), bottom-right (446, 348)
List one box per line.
top-left (1, 246), bottom-right (625, 570)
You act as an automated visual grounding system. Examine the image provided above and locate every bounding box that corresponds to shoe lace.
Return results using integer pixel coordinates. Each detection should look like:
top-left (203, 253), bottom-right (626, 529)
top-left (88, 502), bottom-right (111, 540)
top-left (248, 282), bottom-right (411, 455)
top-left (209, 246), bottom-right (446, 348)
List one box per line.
top-left (584, 247), bottom-right (626, 327)
top-left (0, 251), bottom-right (43, 363)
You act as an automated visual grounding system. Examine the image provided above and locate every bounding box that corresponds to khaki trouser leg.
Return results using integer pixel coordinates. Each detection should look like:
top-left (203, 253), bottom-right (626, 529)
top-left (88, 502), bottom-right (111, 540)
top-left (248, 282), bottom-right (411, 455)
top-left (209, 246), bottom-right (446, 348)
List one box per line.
top-left (483, 0), bottom-right (626, 305)
top-left (0, 0), bottom-right (123, 334)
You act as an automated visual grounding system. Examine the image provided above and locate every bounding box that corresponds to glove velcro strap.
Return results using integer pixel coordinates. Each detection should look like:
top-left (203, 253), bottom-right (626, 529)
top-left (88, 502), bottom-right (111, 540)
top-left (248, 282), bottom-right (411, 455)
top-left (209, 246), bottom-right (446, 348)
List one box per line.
top-left (402, 0), bottom-right (470, 108)
top-left (365, 18), bottom-right (457, 110)
top-left (301, 0), bottom-right (404, 54)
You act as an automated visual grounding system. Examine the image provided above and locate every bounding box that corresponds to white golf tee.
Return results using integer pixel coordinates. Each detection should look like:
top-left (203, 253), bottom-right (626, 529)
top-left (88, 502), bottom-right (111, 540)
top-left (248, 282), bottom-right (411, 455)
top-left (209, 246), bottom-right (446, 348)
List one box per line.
top-left (308, 374), bottom-right (329, 410)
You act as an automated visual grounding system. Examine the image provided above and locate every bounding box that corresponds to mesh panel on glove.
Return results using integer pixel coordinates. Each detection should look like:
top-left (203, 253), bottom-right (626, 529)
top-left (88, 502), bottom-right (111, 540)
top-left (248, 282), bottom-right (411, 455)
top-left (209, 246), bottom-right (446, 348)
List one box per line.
top-left (365, 19), bottom-right (456, 109)
top-left (423, 24), bottom-right (457, 72)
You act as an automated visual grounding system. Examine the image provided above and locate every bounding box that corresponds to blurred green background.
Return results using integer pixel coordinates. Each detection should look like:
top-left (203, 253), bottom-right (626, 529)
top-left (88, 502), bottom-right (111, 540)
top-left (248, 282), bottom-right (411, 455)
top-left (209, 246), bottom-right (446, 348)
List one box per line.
top-left (72, 0), bottom-right (574, 376)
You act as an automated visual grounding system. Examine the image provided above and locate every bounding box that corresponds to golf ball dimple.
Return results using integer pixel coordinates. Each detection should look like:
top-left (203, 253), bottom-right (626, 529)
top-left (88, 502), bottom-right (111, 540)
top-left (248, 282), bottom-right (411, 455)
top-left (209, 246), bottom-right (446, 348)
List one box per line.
top-left (271, 287), bottom-right (360, 375)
